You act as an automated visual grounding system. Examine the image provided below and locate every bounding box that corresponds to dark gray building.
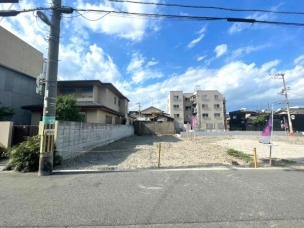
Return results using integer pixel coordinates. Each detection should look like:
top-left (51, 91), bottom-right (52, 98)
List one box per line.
top-left (0, 26), bottom-right (44, 125)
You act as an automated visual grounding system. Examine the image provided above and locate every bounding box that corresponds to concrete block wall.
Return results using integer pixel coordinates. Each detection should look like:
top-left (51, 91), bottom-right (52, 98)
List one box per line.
top-left (0, 121), bottom-right (13, 148)
top-left (134, 121), bottom-right (175, 135)
top-left (55, 121), bottom-right (134, 160)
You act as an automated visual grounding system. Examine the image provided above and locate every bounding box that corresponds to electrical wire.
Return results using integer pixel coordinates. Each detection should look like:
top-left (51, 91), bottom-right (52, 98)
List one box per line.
top-left (74, 10), bottom-right (110, 21)
top-left (107, 0), bottom-right (304, 15)
top-left (35, 14), bottom-right (49, 32)
top-left (74, 8), bottom-right (304, 27)
top-left (2, 6), bottom-right (304, 27)
top-left (288, 91), bottom-right (304, 98)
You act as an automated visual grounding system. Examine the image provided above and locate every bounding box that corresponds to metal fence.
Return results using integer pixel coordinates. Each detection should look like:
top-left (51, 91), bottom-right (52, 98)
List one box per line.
top-left (12, 125), bottom-right (39, 146)
top-left (180, 131), bottom-right (289, 137)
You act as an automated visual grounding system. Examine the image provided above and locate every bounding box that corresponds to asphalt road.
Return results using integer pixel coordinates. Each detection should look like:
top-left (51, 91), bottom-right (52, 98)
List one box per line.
top-left (1, 168), bottom-right (304, 227)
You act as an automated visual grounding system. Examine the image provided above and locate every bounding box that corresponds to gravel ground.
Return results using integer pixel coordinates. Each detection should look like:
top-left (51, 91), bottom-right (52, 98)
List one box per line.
top-left (54, 134), bottom-right (304, 171)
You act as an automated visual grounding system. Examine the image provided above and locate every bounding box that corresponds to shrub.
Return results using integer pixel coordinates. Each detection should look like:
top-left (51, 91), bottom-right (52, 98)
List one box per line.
top-left (4, 135), bottom-right (40, 172)
top-left (0, 146), bottom-right (8, 158)
top-left (4, 136), bottom-right (63, 172)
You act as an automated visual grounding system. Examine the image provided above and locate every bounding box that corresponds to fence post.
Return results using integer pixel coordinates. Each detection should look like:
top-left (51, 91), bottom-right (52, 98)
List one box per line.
top-left (158, 143), bottom-right (161, 168)
top-left (253, 148), bottom-right (258, 168)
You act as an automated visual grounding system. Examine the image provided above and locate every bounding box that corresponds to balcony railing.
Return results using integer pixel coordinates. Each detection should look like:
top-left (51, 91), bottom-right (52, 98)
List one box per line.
top-left (173, 98), bottom-right (183, 102)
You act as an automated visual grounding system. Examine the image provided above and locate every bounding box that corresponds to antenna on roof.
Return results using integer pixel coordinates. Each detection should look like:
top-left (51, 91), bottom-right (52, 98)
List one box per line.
top-left (194, 85), bottom-right (201, 92)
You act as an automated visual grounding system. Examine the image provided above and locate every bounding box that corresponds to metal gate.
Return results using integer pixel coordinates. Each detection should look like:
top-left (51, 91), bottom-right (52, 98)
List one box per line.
top-left (12, 125), bottom-right (39, 146)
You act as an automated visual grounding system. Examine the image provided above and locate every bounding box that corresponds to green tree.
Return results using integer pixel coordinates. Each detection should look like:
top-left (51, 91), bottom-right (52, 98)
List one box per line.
top-left (252, 114), bottom-right (270, 126)
top-left (56, 95), bottom-right (81, 121)
top-left (0, 102), bottom-right (14, 121)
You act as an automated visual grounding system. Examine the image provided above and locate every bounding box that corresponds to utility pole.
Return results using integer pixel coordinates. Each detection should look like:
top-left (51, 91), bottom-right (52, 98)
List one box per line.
top-left (136, 102), bottom-right (141, 116)
top-left (223, 97), bottom-right (227, 130)
top-left (271, 73), bottom-right (294, 136)
top-left (38, 0), bottom-right (62, 176)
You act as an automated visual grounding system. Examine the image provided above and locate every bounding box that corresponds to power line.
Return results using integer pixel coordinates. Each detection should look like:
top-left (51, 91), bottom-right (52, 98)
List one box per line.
top-left (74, 10), bottom-right (110, 21)
top-left (107, 0), bottom-right (304, 15)
top-left (75, 8), bottom-right (304, 27)
top-left (2, 6), bottom-right (304, 27)
top-left (288, 91), bottom-right (304, 98)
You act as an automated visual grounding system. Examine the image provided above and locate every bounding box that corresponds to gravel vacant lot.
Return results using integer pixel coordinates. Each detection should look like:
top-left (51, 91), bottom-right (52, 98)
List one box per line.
top-left (55, 135), bottom-right (304, 170)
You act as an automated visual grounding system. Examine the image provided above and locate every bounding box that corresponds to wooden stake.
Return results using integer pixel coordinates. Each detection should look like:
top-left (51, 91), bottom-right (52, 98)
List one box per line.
top-left (253, 147), bottom-right (258, 168)
top-left (158, 143), bottom-right (161, 168)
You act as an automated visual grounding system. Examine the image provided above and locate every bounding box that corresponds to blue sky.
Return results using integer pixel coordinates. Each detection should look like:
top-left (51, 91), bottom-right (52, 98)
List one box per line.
top-left (1, 0), bottom-right (304, 113)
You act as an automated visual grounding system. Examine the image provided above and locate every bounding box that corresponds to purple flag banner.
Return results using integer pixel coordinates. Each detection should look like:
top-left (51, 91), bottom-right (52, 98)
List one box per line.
top-left (259, 115), bottom-right (273, 144)
top-left (190, 116), bottom-right (196, 130)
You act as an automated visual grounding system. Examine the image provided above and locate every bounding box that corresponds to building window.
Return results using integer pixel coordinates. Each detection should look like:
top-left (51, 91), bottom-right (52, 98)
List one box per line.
top-left (114, 97), bottom-right (116, 104)
top-left (214, 113), bottom-right (221, 118)
top-left (202, 104), bottom-right (208, 109)
top-left (206, 123), bottom-right (214, 129)
top-left (106, 115), bottom-right (112, 124)
top-left (118, 99), bottom-right (120, 107)
top-left (173, 105), bottom-right (179, 109)
top-left (174, 114), bottom-right (180, 118)
top-left (185, 106), bottom-right (191, 111)
top-left (79, 112), bottom-right (86, 122)
top-left (202, 95), bottom-right (208, 100)
top-left (60, 88), bottom-right (74, 96)
top-left (217, 123), bottom-right (224, 129)
top-left (202, 113), bottom-right (208, 118)
top-left (81, 87), bottom-right (93, 98)
top-left (214, 95), bottom-right (219, 99)
top-left (185, 97), bottom-right (190, 101)
top-left (233, 115), bottom-right (237, 119)
top-left (214, 104), bottom-right (220, 109)
top-left (173, 95), bottom-right (179, 101)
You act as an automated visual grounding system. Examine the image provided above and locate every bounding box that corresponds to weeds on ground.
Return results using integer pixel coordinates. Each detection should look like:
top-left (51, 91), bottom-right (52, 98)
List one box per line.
top-left (227, 148), bottom-right (253, 163)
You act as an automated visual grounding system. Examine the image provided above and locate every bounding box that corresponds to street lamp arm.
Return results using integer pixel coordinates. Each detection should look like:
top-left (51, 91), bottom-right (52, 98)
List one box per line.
top-left (0, 10), bottom-right (20, 17)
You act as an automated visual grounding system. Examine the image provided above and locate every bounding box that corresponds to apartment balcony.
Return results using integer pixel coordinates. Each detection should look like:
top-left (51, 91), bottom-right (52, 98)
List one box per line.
top-left (173, 98), bottom-right (183, 102)
top-left (190, 96), bottom-right (197, 104)
top-left (192, 108), bottom-right (197, 114)
top-left (201, 97), bottom-right (210, 101)
top-left (173, 107), bottom-right (182, 111)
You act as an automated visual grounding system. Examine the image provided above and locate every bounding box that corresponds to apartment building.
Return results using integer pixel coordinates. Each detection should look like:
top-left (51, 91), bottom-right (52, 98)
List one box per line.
top-left (167, 90), bottom-right (226, 131)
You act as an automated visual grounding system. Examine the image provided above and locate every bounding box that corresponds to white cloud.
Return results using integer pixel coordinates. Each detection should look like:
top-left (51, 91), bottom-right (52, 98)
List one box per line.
top-left (127, 59), bottom-right (304, 112)
top-left (187, 26), bottom-right (206, 49)
top-left (229, 43), bottom-right (270, 60)
top-left (146, 60), bottom-right (158, 67)
top-left (294, 55), bottom-right (304, 65)
top-left (127, 53), bottom-right (145, 72)
top-left (197, 56), bottom-right (206, 61)
top-left (228, 12), bottom-right (276, 34)
top-left (72, 0), bottom-right (160, 41)
top-left (260, 59), bottom-right (281, 72)
top-left (126, 52), bottom-right (163, 84)
top-left (214, 44), bottom-right (228, 58)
